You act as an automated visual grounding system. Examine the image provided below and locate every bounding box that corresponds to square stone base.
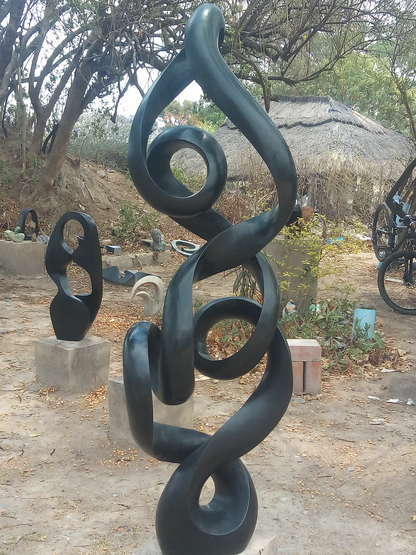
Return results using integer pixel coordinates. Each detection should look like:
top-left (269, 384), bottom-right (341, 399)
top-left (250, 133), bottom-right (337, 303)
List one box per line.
top-left (0, 239), bottom-right (46, 275)
top-left (34, 335), bottom-right (110, 394)
top-left (109, 375), bottom-right (194, 442)
top-left (133, 534), bottom-right (278, 555)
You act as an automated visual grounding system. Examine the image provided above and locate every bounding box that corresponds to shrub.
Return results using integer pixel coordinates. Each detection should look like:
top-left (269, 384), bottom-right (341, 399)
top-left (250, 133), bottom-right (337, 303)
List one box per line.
top-left (113, 201), bottom-right (159, 241)
top-left (281, 295), bottom-right (387, 373)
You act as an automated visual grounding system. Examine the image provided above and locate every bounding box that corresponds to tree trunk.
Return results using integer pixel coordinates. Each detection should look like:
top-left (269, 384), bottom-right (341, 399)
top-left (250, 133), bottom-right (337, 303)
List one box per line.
top-left (29, 110), bottom-right (48, 155)
top-left (41, 60), bottom-right (96, 191)
top-left (17, 65), bottom-right (27, 172)
top-left (0, 0), bottom-right (25, 85)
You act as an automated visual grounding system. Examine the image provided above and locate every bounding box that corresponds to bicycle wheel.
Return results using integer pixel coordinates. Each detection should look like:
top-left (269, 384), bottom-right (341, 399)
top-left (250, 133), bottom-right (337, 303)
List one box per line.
top-left (378, 250), bottom-right (416, 315)
top-left (372, 203), bottom-right (394, 261)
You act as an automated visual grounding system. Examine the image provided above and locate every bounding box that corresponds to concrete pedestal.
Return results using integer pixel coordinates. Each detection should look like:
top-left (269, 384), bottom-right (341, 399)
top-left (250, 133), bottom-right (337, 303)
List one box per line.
top-left (0, 239), bottom-right (46, 275)
top-left (109, 375), bottom-right (194, 442)
top-left (34, 335), bottom-right (110, 394)
top-left (133, 534), bottom-right (278, 555)
top-left (102, 250), bottom-right (171, 270)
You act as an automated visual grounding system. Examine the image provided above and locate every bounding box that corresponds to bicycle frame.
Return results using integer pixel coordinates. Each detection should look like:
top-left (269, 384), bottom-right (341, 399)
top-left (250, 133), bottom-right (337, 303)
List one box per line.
top-left (373, 157), bottom-right (416, 260)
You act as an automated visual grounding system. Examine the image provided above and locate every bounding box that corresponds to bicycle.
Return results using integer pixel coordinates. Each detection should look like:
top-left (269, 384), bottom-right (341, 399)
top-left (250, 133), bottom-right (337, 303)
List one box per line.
top-left (372, 200), bottom-right (403, 261)
top-left (372, 157), bottom-right (416, 261)
top-left (377, 214), bottom-right (416, 315)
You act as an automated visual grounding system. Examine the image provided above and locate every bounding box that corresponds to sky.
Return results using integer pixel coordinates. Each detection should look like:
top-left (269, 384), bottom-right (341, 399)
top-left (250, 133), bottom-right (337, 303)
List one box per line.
top-left (118, 71), bottom-right (203, 117)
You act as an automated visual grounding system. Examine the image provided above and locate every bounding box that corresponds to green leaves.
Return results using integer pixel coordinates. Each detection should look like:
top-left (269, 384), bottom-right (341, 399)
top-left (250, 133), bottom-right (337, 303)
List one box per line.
top-left (281, 297), bottom-right (387, 373)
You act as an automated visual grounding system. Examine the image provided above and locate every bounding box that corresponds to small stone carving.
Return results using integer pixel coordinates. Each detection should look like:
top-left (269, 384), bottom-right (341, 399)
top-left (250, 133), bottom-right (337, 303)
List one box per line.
top-left (4, 227), bottom-right (25, 242)
top-left (131, 275), bottom-right (164, 316)
top-left (150, 228), bottom-right (167, 251)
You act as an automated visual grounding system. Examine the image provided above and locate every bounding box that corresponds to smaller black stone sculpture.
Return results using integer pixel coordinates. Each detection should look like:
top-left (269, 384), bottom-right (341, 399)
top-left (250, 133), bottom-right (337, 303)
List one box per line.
top-left (45, 212), bottom-right (103, 341)
top-left (17, 209), bottom-right (39, 240)
top-left (102, 266), bottom-right (157, 286)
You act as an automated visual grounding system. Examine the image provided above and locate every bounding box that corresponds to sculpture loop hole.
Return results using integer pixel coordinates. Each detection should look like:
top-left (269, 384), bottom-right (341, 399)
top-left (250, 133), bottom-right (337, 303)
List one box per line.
top-left (63, 220), bottom-right (84, 252)
top-left (198, 476), bottom-right (215, 507)
top-left (170, 151), bottom-right (207, 194)
top-left (206, 318), bottom-right (254, 360)
top-left (66, 263), bottom-right (93, 296)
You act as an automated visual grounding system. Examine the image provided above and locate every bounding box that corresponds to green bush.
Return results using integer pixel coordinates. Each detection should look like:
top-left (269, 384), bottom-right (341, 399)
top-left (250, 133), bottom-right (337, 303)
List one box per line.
top-left (171, 161), bottom-right (206, 193)
top-left (113, 201), bottom-right (160, 241)
top-left (281, 296), bottom-right (387, 373)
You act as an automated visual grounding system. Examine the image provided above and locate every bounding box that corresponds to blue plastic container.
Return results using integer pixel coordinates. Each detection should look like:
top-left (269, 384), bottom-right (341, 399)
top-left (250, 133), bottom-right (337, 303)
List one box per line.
top-left (353, 308), bottom-right (376, 340)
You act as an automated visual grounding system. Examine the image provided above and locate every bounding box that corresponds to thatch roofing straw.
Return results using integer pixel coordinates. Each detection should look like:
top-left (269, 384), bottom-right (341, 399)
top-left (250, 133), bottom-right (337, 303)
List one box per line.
top-left (178, 95), bottom-right (415, 181)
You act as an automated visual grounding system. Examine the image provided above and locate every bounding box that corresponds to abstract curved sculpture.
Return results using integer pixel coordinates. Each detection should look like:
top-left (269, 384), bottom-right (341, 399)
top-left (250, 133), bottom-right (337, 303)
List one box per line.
top-left (17, 208), bottom-right (39, 240)
top-left (171, 239), bottom-right (200, 257)
top-left (45, 212), bottom-right (102, 341)
top-left (131, 275), bottom-right (164, 316)
top-left (124, 4), bottom-right (298, 555)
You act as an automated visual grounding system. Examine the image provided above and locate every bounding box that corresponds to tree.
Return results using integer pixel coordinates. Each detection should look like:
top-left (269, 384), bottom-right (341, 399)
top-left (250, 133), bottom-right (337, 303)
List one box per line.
top-left (163, 98), bottom-right (225, 131)
top-left (263, 52), bottom-right (414, 135)
top-left (39, 0), bottom-right (202, 192)
top-left (369, 0), bottom-right (416, 139)
top-left (219, 0), bottom-right (377, 109)
top-left (0, 0), bottom-right (27, 116)
top-left (41, 0), bottom-right (386, 192)
top-left (2, 0), bottom-right (409, 196)
top-left (69, 110), bottom-right (131, 170)
top-left (27, 0), bottom-right (86, 154)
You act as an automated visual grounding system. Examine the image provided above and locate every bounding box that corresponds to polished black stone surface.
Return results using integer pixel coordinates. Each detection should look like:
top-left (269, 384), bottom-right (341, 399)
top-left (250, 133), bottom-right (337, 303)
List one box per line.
top-left (17, 208), bottom-right (39, 239)
top-left (102, 266), bottom-right (156, 286)
top-left (124, 4), bottom-right (298, 555)
top-left (45, 212), bottom-right (103, 341)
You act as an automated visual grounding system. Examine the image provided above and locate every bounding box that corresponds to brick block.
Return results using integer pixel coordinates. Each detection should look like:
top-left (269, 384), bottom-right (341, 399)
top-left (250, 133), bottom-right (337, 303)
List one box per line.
top-left (288, 339), bottom-right (322, 394)
top-left (288, 339), bottom-right (321, 361)
top-left (292, 361), bottom-right (304, 395)
top-left (304, 360), bottom-right (322, 394)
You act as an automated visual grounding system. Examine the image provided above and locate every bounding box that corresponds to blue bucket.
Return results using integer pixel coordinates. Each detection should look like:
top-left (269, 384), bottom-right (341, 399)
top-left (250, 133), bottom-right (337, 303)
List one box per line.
top-left (353, 308), bottom-right (376, 340)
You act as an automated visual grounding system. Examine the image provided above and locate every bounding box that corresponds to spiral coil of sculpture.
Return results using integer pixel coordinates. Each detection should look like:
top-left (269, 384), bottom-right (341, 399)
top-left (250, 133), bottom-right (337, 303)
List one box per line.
top-left (124, 4), bottom-right (298, 555)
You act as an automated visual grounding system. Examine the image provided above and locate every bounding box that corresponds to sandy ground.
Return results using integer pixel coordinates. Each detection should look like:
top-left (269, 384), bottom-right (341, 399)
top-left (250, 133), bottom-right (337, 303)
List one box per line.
top-left (0, 249), bottom-right (415, 555)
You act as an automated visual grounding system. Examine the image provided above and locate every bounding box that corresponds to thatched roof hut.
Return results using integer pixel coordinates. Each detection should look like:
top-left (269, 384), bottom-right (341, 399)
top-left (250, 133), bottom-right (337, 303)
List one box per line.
top-left (179, 95), bottom-right (415, 220)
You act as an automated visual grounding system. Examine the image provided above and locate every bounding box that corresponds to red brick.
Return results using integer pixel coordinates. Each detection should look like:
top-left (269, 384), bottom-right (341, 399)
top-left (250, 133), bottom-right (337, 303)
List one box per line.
top-left (288, 339), bottom-right (321, 362)
top-left (292, 361), bottom-right (304, 395)
top-left (304, 361), bottom-right (322, 394)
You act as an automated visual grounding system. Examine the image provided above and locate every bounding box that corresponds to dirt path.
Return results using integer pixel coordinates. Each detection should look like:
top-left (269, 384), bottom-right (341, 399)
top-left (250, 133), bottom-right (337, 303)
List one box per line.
top-left (0, 250), bottom-right (415, 555)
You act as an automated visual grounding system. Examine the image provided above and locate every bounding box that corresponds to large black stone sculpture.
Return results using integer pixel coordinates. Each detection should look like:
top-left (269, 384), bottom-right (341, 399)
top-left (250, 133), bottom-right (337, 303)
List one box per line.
top-left (124, 4), bottom-right (298, 555)
top-left (45, 212), bottom-right (102, 341)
